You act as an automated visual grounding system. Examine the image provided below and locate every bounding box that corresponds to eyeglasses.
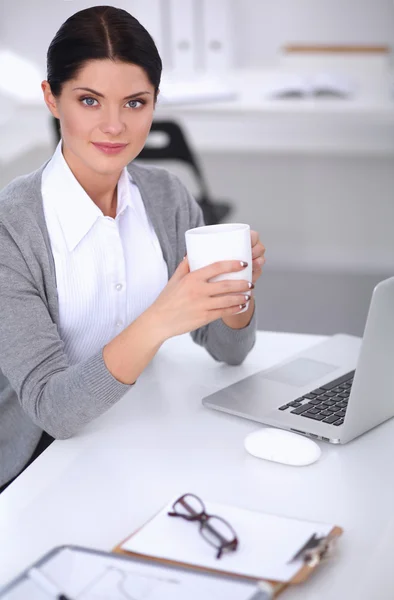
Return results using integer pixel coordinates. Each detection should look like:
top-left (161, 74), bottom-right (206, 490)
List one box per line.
top-left (167, 493), bottom-right (239, 559)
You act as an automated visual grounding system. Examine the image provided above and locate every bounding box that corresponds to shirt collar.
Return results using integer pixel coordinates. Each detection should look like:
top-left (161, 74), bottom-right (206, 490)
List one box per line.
top-left (116, 166), bottom-right (134, 217)
top-left (43, 142), bottom-right (132, 252)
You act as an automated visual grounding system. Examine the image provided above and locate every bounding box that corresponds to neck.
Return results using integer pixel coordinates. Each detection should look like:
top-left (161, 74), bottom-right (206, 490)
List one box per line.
top-left (62, 144), bottom-right (121, 218)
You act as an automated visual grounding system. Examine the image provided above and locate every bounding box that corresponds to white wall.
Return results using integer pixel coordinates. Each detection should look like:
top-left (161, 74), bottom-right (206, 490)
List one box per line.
top-left (201, 152), bottom-right (394, 275)
top-left (1, 0), bottom-right (393, 75)
top-left (231, 0), bottom-right (394, 67)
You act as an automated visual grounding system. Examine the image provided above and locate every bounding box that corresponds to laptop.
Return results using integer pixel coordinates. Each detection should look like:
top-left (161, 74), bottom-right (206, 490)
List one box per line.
top-left (203, 276), bottom-right (394, 444)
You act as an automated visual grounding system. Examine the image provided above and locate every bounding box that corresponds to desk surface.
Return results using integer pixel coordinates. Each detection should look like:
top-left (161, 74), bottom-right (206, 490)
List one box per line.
top-left (1, 330), bottom-right (394, 598)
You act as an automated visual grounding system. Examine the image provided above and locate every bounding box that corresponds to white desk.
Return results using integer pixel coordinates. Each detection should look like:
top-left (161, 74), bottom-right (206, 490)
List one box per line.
top-left (1, 330), bottom-right (394, 598)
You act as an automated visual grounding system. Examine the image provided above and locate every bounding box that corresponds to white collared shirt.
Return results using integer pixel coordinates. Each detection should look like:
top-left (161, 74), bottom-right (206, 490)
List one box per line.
top-left (42, 142), bottom-right (168, 365)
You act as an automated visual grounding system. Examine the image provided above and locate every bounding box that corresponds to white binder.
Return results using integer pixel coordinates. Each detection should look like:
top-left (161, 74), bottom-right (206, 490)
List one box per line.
top-left (201, 0), bottom-right (233, 70)
top-left (168, 0), bottom-right (196, 72)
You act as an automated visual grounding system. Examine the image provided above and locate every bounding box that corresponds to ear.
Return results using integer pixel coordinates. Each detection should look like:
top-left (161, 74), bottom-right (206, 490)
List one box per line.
top-left (41, 80), bottom-right (60, 119)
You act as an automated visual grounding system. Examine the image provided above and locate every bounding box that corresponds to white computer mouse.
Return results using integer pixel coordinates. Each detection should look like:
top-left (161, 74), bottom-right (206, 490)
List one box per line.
top-left (244, 427), bottom-right (321, 466)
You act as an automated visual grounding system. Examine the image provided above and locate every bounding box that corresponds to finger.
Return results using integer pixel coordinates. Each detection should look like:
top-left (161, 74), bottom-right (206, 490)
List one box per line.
top-left (252, 256), bottom-right (265, 269)
top-left (207, 279), bottom-right (254, 296)
top-left (250, 230), bottom-right (259, 247)
top-left (196, 260), bottom-right (249, 281)
top-left (171, 255), bottom-right (190, 282)
top-left (252, 242), bottom-right (266, 260)
top-left (207, 303), bottom-right (249, 322)
top-left (252, 262), bottom-right (263, 284)
top-left (209, 293), bottom-right (252, 311)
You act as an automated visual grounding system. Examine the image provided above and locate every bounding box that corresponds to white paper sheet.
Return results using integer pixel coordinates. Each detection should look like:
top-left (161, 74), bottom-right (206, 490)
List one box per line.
top-left (122, 498), bottom-right (334, 582)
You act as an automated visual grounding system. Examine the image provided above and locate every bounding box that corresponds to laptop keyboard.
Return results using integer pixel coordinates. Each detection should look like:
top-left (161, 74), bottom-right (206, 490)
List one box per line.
top-left (278, 370), bottom-right (355, 426)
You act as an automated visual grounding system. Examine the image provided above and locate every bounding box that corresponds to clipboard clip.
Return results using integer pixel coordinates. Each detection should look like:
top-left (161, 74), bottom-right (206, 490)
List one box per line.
top-left (289, 533), bottom-right (336, 568)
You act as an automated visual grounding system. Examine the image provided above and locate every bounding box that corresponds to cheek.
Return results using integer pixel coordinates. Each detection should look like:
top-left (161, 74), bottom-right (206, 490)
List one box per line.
top-left (60, 106), bottom-right (92, 140)
top-left (132, 111), bottom-right (153, 138)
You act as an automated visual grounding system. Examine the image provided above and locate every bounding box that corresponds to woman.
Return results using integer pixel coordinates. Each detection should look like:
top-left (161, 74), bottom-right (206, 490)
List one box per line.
top-left (0, 6), bottom-right (265, 490)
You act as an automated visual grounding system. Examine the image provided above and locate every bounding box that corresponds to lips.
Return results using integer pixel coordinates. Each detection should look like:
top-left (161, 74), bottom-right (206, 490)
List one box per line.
top-left (94, 143), bottom-right (127, 148)
top-left (92, 142), bottom-right (128, 155)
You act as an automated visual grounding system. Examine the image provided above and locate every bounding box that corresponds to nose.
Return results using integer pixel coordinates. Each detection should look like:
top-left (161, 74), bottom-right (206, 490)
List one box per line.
top-left (99, 107), bottom-right (126, 137)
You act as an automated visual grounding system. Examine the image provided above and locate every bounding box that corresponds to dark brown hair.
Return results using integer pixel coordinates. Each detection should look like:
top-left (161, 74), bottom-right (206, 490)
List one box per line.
top-left (47, 5), bottom-right (162, 97)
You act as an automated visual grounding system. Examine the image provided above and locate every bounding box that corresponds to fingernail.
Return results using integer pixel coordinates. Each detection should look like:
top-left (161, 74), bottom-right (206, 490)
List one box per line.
top-left (240, 261), bottom-right (248, 268)
top-left (244, 294), bottom-right (250, 301)
top-left (248, 282), bottom-right (255, 289)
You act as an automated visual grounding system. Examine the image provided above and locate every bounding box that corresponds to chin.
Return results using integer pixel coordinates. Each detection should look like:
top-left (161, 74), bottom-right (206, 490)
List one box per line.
top-left (87, 153), bottom-right (133, 175)
top-left (92, 163), bottom-right (126, 176)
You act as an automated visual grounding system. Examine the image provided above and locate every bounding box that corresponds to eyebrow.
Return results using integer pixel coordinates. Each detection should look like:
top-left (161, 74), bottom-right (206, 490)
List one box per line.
top-left (72, 87), bottom-right (152, 100)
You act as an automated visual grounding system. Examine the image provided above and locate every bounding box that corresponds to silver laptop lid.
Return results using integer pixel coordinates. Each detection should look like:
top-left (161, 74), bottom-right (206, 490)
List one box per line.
top-left (203, 276), bottom-right (394, 445)
top-left (341, 276), bottom-right (394, 443)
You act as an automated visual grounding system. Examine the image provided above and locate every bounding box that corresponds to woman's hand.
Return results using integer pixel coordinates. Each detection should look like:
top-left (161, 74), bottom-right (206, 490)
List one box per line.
top-left (146, 258), bottom-right (253, 341)
top-left (251, 230), bottom-right (266, 284)
top-left (221, 229), bottom-right (265, 330)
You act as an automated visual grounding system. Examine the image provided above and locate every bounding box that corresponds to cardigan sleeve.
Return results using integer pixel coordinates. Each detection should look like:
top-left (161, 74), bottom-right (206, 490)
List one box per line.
top-left (0, 223), bottom-right (132, 439)
top-left (175, 178), bottom-right (257, 365)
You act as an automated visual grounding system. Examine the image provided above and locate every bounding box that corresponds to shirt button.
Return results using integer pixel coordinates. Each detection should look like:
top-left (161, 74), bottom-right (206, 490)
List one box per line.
top-left (115, 283), bottom-right (123, 291)
top-left (116, 321), bottom-right (123, 328)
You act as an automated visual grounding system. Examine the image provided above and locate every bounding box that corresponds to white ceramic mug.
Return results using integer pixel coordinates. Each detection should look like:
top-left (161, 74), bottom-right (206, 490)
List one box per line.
top-left (185, 223), bottom-right (252, 313)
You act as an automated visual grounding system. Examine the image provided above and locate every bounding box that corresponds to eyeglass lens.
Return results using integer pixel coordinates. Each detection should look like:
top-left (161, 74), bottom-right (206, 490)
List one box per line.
top-left (200, 516), bottom-right (236, 549)
top-left (169, 494), bottom-right (238, 559)
top-left (174, 494), bottom-right (235, 548)
top-left (172, 494), bottom-right (205, 518)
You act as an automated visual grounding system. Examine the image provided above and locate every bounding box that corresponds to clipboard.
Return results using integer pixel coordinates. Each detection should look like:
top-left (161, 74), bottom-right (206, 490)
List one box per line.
top-left (113, 499), bottom-right (343, 598)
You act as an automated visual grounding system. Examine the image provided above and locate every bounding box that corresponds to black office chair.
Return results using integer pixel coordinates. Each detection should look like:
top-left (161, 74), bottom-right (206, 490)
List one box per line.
top-left (51, 118), bottom-right (232, 225)
top-left (136, 120), bottom-right (232, 225)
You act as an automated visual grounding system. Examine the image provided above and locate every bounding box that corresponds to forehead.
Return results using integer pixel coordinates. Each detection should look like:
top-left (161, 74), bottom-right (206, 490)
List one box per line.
top-left (67, 59), bottom-right (153, 93)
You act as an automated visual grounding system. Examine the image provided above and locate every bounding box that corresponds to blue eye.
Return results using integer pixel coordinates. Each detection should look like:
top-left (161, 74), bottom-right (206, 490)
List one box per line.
top-left (81, 97), bottom-right (98, 107)
top-left (79, 97), bottom-right (145, 108)
top-left (127, 100), bottom-right (144, 109)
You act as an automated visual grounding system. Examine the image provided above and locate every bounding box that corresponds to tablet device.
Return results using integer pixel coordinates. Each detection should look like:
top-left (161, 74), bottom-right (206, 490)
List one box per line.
top-left (0, 544), bottom-right (265, 599)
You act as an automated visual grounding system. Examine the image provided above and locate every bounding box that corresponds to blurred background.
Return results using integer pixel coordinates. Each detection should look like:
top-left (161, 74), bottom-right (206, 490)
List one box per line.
top-left (0, 0), bottom-right (393, 336)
